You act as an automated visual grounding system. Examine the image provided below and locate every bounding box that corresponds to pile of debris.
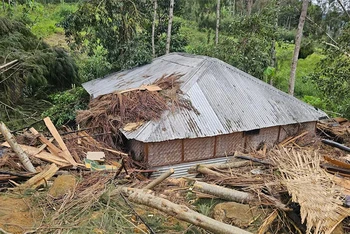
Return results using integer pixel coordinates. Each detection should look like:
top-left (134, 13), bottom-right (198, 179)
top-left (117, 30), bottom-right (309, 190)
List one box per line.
top-left (1, 118), bottom-right (350, 233)
top-left (76, 73), bottom-right (189, 147)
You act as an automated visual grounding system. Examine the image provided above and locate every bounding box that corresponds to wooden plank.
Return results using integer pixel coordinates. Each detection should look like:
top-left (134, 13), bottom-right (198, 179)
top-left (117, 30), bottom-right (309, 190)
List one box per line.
top-left (33, 137), bottom-right (54, 155)
top-left (43, 117), bottom-right (77, 167)
top-left (29, 127), bottom-right (77, 166)
top-left (17, 163), bottom-right (59, 190)
top-left (279, 131), bottom-right (308, 147)
top-left (1, 142), bottom-right (70, 167)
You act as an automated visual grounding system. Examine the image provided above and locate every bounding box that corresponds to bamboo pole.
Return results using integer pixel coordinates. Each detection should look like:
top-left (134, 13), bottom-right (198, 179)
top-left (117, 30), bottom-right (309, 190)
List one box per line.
top-left (122, 187), bottom-right (252, 234)
top-left (144, 168), bottom-right (174, 190)
top-left (0, 122), bottom-right (36, 173)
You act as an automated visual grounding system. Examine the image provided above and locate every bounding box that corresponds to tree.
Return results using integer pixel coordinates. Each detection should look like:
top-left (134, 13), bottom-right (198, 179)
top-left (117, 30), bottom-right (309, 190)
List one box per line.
top-left (0, 18), bottom-right (79, 103)
top-left (288, 0), bottom-right (308, 96)
top-left (62, 0), bottom-right (153, 70)
top-left (215, 0), bottom-right (220, 45)
top-left (152, 0), bottom-right (158, 57)
top-left (166, 0), bottom-right (175, 54)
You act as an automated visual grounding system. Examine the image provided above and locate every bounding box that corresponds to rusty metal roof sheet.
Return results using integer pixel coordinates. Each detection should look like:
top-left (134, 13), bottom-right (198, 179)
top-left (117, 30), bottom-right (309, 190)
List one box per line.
top-left (82, 53), bottom-right (327, 142)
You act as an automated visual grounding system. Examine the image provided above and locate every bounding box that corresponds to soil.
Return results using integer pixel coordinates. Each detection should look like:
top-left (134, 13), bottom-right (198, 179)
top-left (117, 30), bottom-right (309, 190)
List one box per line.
top-left (0, 195), bottom-right (41, 234)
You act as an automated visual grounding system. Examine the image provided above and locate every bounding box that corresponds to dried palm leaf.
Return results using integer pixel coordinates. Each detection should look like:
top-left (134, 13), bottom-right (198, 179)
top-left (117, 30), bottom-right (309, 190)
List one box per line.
top-left (270, 148), bottom-right (350, 234)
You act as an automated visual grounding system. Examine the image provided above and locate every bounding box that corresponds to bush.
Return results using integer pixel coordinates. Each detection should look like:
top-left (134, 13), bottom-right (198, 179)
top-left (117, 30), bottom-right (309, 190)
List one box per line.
top-left (42, 87), bottom-right (89, 126)
top-left (277, 29), bottom-right (296, 43)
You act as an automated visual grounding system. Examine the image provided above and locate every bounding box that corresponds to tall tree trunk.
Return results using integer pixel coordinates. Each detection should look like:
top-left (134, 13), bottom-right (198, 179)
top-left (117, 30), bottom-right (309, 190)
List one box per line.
top-left (288, 0), bottom-right (308, 96)
top-left (247, 0), bottom-right (253, 16)
top-left (215, 0), bottom-right (220, 45)
top-left (165, 0), bottom-right (174, 54)
top-left (270, 0), bottom-right (280, 84)
top-left (152, 0), bottom-right (157, 57)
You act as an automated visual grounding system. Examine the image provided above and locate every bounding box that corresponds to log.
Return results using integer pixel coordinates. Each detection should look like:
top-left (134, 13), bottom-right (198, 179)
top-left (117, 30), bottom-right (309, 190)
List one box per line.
top-left (122, 187), bottom-right (251, 234)
top-left (188, 161), bottom-right (256, 173)
top-left (17, 163), bottom-right (58, 190)
top-left (321, 139), bottom-right (350, 152)
top-left (43, 117), bottom-right (77, 167)
top-left (144, 168), bottom-right (174, 190)
top-left (0, 122), bottom-right (36, 173)
top-left (193, 181), bottom-right (254, 203)
top-left (196, 165), bottom-right (225, 177)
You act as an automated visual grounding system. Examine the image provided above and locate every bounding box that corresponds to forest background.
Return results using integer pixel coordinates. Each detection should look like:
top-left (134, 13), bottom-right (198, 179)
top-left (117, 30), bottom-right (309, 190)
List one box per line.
top-left (0, 0), bottom-right (349, 129)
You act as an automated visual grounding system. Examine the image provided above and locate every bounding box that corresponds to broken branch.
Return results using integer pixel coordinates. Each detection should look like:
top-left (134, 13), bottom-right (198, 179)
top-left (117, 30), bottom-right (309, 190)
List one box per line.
top-left (0, 122), bottom-right (36, 173)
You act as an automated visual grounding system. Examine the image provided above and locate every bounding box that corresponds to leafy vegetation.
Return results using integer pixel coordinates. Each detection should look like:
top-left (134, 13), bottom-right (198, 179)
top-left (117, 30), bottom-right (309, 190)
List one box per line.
top-left (42, 87), bottom-right (89, 126)
top-left (0, 0), bottom-right (350, 129)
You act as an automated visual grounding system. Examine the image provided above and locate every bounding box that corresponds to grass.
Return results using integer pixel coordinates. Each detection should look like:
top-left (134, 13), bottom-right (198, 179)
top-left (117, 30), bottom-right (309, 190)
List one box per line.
top-left (274, 42), bottom-right (324, 98)
top-left (1, 2), bottom-right (78, 38)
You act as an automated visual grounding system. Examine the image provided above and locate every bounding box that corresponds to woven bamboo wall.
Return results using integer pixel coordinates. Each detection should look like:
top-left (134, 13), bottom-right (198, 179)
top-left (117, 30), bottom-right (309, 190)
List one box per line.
top-left (245, 126), bottom-right (280, 151)
top-left (148, 140), bottom-right (182, 166)
top-left (215, 132), bottom-right (244, 157)
top-left (184, 137), bottom-right (215, 162)
top-left (128, 121), bottom-right (317, 167)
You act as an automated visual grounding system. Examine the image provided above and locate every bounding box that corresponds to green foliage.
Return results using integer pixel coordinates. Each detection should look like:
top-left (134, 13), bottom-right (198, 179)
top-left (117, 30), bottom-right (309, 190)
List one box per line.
top-left (308, 25), bottom-right (350, 118)
top-left (0, 2), bottom-right (78, 38)
top-left (277, 28), bottom-right (296, 43)
top-left (151, 19), bottom-right (188, 56)
top-left (62, 0), bottom-right (153, 71)
top-left (77, 46), bottom-right (112, 82)
top-left (302, 95), bottom-right (328, 110)
top-left (0, 17), bottom-right (79, 103)
top-left (263, 66), bottom-right (276, 83)
top-left (274, 42), bottom-right (322, 97)
top-left (42, 87), bottom-right (89, 126)
top-left (188, 7), bottom-right (276, 79)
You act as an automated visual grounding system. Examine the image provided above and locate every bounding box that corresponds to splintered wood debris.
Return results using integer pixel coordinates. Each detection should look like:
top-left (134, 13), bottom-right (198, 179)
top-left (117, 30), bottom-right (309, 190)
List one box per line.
top-left (1, 118), bottom-right (350, 233)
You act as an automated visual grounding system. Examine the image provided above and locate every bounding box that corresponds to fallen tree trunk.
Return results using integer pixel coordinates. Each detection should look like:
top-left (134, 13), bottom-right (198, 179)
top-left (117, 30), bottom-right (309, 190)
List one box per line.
top-left (188, 161), bottom-right (255, 174)
top-left (122, 187), bottom-right (251, 234)
top-left (144, 168), bottom-right (174, 190)
top-left (321, 139), bottom-right (350, 152)
top-left (193, 181), bottom-right (254, 203)
top-left (196, 165), bottom-right (226, 177)
top-left (0, 122), bottom-right (36, 173)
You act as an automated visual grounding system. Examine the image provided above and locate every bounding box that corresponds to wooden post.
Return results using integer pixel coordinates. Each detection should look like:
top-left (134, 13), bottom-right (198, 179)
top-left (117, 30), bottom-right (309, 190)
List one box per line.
top-left (0, 122), bottom-right (36, 173)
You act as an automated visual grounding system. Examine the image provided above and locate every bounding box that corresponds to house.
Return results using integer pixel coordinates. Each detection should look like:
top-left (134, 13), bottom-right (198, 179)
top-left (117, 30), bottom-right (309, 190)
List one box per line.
top-left (82, 53), bottom-right (327, 167)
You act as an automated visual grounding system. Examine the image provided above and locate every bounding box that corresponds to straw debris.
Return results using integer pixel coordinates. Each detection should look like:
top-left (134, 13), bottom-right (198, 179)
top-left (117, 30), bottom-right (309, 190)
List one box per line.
top-left (76, 73), bottom-right (190, 147)
top-left (270, 148), bottom-right (350, 234)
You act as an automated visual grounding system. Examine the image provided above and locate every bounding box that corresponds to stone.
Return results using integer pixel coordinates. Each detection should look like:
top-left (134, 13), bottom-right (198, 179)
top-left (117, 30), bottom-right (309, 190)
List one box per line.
top-left (212, 202), bottom-right (264, 228)
top-left (48, 174), bottom-right (76, 198)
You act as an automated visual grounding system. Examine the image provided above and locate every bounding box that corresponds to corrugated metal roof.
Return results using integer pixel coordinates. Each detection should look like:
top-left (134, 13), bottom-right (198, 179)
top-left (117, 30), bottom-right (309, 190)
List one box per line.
top-left (82, 53), bottom-right (327, 142)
